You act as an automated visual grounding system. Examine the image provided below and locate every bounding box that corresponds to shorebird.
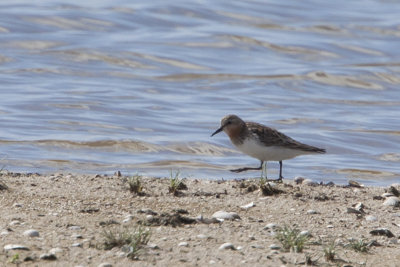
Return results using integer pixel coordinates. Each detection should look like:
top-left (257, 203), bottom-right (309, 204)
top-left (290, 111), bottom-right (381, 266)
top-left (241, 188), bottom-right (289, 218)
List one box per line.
top-left (211, 114), bottom-right (325, 181)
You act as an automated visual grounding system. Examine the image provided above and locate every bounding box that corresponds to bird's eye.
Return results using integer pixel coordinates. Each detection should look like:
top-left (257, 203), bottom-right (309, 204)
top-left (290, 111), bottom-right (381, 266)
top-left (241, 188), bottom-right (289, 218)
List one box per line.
top-left (226, 120), bottom-right (232, 125)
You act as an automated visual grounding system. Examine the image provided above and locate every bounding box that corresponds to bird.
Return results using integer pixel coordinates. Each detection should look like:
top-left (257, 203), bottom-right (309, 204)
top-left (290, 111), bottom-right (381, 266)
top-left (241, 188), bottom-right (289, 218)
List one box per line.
top-left (211, 114), bottom-right (325, 182)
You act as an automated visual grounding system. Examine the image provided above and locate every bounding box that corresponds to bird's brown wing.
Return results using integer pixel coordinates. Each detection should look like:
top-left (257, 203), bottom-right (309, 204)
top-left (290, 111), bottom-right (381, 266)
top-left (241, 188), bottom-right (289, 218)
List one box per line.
top-left (246, 122), bottom-right (325, 153)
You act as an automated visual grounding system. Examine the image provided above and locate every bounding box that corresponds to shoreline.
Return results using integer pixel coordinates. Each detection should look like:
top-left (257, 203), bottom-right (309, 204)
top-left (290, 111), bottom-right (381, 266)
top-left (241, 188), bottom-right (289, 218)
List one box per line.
top-left (1, 172), bottom-right (399, 266)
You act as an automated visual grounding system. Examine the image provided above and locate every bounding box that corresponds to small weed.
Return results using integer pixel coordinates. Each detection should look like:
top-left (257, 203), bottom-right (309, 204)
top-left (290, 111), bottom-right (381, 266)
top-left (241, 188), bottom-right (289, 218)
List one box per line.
top-left (101, 224), bottom-right (151, 260)
top-left (9, 253), bottom-right (19, 264)
top-left (259, 182), bottom-right (284, 196)
top-left (168, 170), bottom-right (187, 196)
top-left (323, 242), bottom-right (336, 261)
top-left (348, 238), bottom-right (369, 253)
top-left (127, 175), bottom-right (145, 195)
top-left (275, 225), bottom-right (310, 253)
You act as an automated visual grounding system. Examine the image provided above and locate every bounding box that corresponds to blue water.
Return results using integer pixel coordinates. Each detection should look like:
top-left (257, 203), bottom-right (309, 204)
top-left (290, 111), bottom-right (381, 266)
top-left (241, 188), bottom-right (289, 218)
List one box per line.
top-left (1, 0), bottom-right (400, 186)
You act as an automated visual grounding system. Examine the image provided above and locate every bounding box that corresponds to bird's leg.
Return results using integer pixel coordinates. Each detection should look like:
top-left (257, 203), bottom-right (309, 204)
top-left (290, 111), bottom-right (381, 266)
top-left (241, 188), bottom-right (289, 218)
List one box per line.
top-left (261, 161), bottom-right (267, 180)
top-left (274, 161), bottom-right (283, 183)
top-left (230, 160), bottom-right (263, 173)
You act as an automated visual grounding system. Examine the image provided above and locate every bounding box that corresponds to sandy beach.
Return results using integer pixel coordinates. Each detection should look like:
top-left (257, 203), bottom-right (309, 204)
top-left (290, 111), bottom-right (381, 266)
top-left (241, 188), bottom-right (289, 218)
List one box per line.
top-left (0, 172), bottom-right (399, 267)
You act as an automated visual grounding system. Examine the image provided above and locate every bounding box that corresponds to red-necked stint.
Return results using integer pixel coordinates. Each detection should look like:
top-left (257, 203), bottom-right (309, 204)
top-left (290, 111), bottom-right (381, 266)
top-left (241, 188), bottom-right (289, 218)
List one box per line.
top-left (211, 114), bottom-right (326, 182)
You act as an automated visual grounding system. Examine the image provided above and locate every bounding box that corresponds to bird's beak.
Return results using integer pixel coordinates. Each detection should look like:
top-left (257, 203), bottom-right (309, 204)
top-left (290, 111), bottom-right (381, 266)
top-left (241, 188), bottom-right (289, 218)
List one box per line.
top-left (211, 126), bottom-right (223, 137)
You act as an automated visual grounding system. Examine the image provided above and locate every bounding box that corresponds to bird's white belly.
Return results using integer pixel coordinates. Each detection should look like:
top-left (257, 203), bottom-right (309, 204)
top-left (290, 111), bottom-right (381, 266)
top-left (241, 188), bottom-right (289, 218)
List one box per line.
top-left (235, 138), bottom-right (308, 161)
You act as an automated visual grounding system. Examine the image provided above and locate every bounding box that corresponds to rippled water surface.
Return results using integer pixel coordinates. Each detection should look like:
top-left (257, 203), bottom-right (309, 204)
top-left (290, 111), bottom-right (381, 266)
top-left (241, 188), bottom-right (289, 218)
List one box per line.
top-left (1, 0), bottom-right (400, 186)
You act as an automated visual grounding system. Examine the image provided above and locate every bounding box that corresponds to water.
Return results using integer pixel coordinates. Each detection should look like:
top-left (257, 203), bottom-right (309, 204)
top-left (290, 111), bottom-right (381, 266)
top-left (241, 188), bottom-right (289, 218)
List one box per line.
top-left (1, 0), bottom-right (400, 186)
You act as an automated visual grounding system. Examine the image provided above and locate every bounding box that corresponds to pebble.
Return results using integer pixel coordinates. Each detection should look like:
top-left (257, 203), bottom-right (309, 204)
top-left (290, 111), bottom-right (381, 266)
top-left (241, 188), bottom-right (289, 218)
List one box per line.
top-left (251, 244), bottom-right (264, 249)
top-left (1, 230), bottom-right (9, 236)
top-left (212, 211), bottom-right (240, 221)
top-left (365, 215), bottom-right (378, 222)
top-left (9, 220), bottom-right (21, 226)
top-left (219, 242), bottom-right (235, 250)
top-left (370, 228), bottom-right (394, 238)
top-left (122, 215), bottom-right (134, 223)
top-left (23, 229), bottom-right (39, 237)
top-left (146, 215), bottom-right (154, 221)
top-left (269, 244), bottom-right (280, 250)
top-left (178, 242), bottom-right (189, 247)
top-left (40, 253), bottom-right (57, 261)
top-left (300, 230), bottom-right (311, 237)
top-left (382, 193), bottom-right (394, 198)
top-left (348, 180), bottom-right (363, 188)
top-left (264, 223), bottom-right (277, 230)
top-left (72, 234), bottom-right (83, 239)
top-left (98, 263), bottom-right (113, 267)
top-left (307, 209), bottom-right (318, 215)
top-left (240, 202), bottom-right (255, 210)
top-left (72, 243), bottom-right (82, 247)
top-left (13, 203), bottom-right (23, 208)
top-left (197, 234), bottom-right (208, 239)
top-left (68, 225), bottom-right (81, 231)
top-left (4, 244), bottom-right (29, 251)
top-left (383, 197), bottom-right (399, 207)
top-left (147, 244), bottom-right (160, 249)
top-left (303, 179), bottom-right (318, 186)
top-left (294, 176), bottom-right (305, 184)
top-left (327, 225), bottom-right (334, 228)
top-left (49, 247), bottom-right (63, 254)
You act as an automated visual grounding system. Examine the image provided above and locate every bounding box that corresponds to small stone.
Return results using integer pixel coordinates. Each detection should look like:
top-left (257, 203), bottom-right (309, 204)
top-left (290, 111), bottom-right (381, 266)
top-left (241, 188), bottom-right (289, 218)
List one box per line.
top-left (23, 229), bottom-right (39, 237)
top-left (251, 244), bottom-right (264, 249)
top-left (4, 244), bottom-right (29, 251)
top-left (354, 202), bottom-right (365, 210)
top-left (147, 243), bottom-right (159, 249)
top-left (122, 215), bottom-right (134, 223)
top-left (9, 220), bottom-right (21, 226)
top-left (307, 209), bottom-right (318, 215)
top-left (71, 243), bottom-right (82, 247)
top-left (1, 230), bottom-right (9, 236)
top-left (40, 253), bottom-right (57, 261)
top-left (240, 202), bottom-right (255, 210)
top-left (197, 234), bottom-right (208, 239)
top-left (303, 179), bottom-right (318, 186)
top-left (68, 225), bottom-right (81, 231)
top-left (212, 211), bottom-right (240, 221)
top-left (49, 247), bottom-right (63, 254)
top-left (294, 176), bottom-right (305, 184)
top-left (264, 223), bottom-right (277, 229)
top-left (146, 215), bottom-right (154, 221)
top-left (13, 203), bottom-right (23, 208)
top-left (327, 225), bottom-right (334, 228)
top-left (300, 230), bottom-right (311, 237)
top-left (98, 263), bottom-right (113, 267)
top-left (370, 228), bottom-right (394, 238)
top-left (365, 215), bottom-right (377, 222)
top-left (72, 234), bottom-right (83, 239)
top-left (219, 242), bottom-right (235, 250)
top-left (269, 244), bottom-right (280, 250)
top-left (348, 180), bottom-right (363, 188)
top-left (209, 260), bottom-right (216, 264)
top-left (383, 197), bottom-right (399, 207)
top-left (382, 193), bottom-right (394, 198)
top-left (178, 242), bottom-right (188, 247)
